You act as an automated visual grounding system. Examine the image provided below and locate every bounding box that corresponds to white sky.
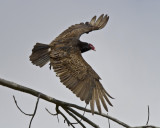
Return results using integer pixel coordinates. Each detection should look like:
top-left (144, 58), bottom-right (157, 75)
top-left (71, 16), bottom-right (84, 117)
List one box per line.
top-left (0, 0), bottom-right (160, 128)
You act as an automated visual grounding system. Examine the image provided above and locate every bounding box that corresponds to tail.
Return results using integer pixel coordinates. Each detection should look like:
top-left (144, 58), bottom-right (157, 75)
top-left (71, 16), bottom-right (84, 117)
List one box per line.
top-left (29, 43), bottom-right (51, 67)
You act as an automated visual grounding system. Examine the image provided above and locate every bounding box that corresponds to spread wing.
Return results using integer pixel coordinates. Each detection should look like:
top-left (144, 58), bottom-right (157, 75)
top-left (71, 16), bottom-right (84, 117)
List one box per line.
top-left (50, 44), bottom-right (113, 114)
top-left (53, 14), bottom-right (109, 42)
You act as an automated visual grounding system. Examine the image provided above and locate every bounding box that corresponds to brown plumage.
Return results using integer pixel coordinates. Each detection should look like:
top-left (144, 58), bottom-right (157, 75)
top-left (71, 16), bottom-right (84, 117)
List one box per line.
top-left (30, 14), bottom-right (113, 114)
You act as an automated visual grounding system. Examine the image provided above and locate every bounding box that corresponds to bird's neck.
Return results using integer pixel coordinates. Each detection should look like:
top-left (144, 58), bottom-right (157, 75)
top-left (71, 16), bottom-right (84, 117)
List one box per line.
top-left (78, 41), bottom-right (91, 53)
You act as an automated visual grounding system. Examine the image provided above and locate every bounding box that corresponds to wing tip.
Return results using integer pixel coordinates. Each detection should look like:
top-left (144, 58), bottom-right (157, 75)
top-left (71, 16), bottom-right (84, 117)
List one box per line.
top-left (89, 14), bottom-right (109, 30)
top-left (89, 80), bottom-right (113, 114)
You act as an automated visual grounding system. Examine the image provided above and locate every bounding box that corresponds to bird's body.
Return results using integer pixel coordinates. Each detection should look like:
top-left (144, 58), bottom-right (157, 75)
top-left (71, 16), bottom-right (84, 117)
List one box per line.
top-left (30, 14), bottom-right (113, 114)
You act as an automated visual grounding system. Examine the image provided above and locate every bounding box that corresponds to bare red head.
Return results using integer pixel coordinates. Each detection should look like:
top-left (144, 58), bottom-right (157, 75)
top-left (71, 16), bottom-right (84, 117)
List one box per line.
top-left (78, 41), bottom-right (96, 53)
top-left (89, 43), bottom-right (96, 51)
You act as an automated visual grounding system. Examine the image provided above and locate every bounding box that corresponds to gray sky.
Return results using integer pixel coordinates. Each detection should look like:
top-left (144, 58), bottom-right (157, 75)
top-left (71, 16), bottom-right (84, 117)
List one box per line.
top-left (0, 0), bottom-right (160, 128)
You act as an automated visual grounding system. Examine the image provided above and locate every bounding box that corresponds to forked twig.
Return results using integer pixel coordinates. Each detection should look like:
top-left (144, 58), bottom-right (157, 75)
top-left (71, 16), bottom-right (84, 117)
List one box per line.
top-left (13, 94), bottom-right (41, 128)
top-left (46, 106), bottom-right (75, 128)
top-left (63, 107), bottom-right (85, 128)
top-left (66, 106), bottom-right (100, 128)
top-left (13, 95), bottom-right (32, 116)
top-left (29, 94), bottom-right (40, 128)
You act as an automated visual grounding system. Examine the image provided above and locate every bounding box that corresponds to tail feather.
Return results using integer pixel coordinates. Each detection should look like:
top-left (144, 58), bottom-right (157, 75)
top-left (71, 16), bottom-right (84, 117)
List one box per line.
top-left (30, 43), bottom-right (50, 67)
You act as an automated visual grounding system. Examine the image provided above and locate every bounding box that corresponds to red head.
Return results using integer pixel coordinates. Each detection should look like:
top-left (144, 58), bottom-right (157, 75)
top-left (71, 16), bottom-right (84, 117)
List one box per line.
top-left (89, 43), bottom-right (96, 51)
top-left (78, 41), bottom-right (96, 53)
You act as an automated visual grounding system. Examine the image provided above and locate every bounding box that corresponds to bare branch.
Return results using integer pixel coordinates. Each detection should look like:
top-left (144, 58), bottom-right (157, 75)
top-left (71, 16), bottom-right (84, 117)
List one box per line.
top-left (1, 77), bottom-right (160, 128)
top-left (0, 78), bottom-right (129, 127)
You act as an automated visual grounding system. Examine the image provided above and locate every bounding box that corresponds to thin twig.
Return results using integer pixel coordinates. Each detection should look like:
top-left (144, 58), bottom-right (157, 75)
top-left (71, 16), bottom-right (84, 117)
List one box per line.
top-left (107, 113), bottom-right (111, 128)
top-left (45, 107), bottom-right (59, 122)
top-left (46, 107), bottom-right (75, 128)
top-left (55, 105), bottom-right (60, 122)
top-left (13, 95), bottom-right (32, 116)
top-left (79, 104), bottom-right (87, 122)
top-left (29, 93), bottom-right (41, 128)
top-left (63, 107), bottom-right (86, 128)
top-left (45, 108), bottom-right (57, 116)
top-left (13, 94), bottom-right (40, 128)
top-left (59, 111), bottom-right (74, 127)
top-left (58, 108), bottom-right (75, 128)
top-left (146, 105), bottom-right (150, 125)
top-left (66, 106), bottom-right (100, 128)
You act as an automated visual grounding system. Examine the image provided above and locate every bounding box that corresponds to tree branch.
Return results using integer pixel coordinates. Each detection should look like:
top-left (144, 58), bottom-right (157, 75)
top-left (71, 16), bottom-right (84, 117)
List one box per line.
top-left (0, 77), bottom-right (160, 128)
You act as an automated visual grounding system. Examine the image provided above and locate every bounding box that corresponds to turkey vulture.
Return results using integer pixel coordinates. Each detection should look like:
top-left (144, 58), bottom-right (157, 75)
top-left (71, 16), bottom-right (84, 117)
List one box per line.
top-left (30, 14), bottom-right (113, 114)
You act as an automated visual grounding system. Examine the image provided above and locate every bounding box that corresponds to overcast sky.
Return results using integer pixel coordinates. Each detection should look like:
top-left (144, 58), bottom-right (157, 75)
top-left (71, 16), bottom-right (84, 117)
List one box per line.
top-left (0, 0), bottom-right (160, 128)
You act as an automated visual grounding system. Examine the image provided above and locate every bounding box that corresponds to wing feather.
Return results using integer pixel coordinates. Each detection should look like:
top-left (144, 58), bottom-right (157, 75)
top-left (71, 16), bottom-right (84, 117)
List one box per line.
top-left (80, 79), bottom-right (93, 102)
top-left (73, 81), bottom-right (85, 95)
top-left (97, 81), bottom-right (108, 112)
top-left (80, 86), bottom-right (88, 101)
top-left (101, 89), bottom-right (113, 106)
top-left (90, 89), bottom-right (95, 114)
top-left (50, 14), bottom-right (109, 44)
top-left (95, 84), bottom-right (102, 113)
top-left (90, 16), bottom-right (96, 26)
top-left (95, 14), bottom-right (104, 27)
top-left (76, 83), bottom-right (86, 98)
top-left (99, 15), bottom-right (109, 29)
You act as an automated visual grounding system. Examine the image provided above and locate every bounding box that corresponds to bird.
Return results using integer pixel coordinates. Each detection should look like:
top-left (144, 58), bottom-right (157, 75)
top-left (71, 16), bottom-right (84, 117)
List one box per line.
top-left (30, 14), bottom-right (113, 114)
